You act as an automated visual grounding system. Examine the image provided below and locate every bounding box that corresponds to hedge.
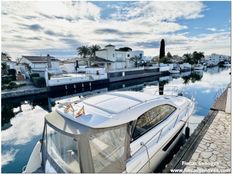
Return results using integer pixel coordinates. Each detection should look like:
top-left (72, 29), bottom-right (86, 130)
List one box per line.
top-left (1, 82), bottom-right (26, 90)
top-left (30, 73), bottom-right (40, 78)
top-left (2, 75), bottom-right (15, 84)
top-left (31, 77), bottom-right (46, 87)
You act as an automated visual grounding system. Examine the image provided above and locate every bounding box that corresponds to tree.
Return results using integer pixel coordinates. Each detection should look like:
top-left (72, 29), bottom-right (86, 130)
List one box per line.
top-left (1, 62), bottom-right (9, 75)
top-left (16, 57), bottom-right (23, 65)
top-left (77, 46), bottom-right (90, 58)
top-left (118, 47), bottom-right (132, 52)
top-left (183, 51), bottom-right (204, 65)
top-left (183, 53), bottom-right (194, 64)
top-left (90, 45), bottom-right (101, 58)
top-left (1, 52), bottom-right (11, 61)
top-left (192, 51), bottom-right (204, 64)
top-left (167, 52), bottom-right (172, 58)
top-left (159, 39), bottom-right (165, 60)
top-left (182, 75), bottom-right (191, 84)
top-left (130, 56), bottom-right (142, 67)
top-left (190, 72), bottom-right (203, 83)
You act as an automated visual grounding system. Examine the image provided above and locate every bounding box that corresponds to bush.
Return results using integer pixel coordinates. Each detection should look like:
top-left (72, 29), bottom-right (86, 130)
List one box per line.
top-left (48, 73), bottom-right (51, 80)
top-left (2, 75), bottom-right (14, 84)
top-left (8, 69), bottom-right (16, 80)
top-left (32, 77), bottom-right (46, 87)
top-left (8, 69), bottom-right (16, 76)
top-left (1, 84), bottom-right (8, 90)
top-left (30, 73), bottom-right (40, 78)
top-left (8, 82), bottom-right (17, 89)
top-left (1, 82), bottom-right (26, 90)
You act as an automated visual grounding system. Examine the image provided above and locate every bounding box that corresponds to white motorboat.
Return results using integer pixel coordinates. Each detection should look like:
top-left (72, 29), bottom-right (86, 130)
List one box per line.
top-left (24, 91), bottom-right (194, 173)
top-left (223, 62), bottom-right (231, 67)
top-left (193, 64), bottom-right (204, 70)
top-left (169, 67), bottom-right (180, 74)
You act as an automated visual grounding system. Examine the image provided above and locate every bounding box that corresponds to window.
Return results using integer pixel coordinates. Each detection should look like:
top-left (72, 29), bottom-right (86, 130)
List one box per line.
top-left (127, 54), bottom-right (130, 57)
top-left (46, 125), bottom-right (80, 173)
top-left (89, 125), bottom-right (128, 173)
top-left (132, 104), bottom-right (176, 141)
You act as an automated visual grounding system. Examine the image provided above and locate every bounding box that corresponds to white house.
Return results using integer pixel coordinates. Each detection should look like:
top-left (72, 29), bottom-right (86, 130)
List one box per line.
top-left (21, 55), bottom-right (60, 77)
top-left (203, 53), bottom-right (231, 66)
top-left (95, 44), bottom-right (144, 71)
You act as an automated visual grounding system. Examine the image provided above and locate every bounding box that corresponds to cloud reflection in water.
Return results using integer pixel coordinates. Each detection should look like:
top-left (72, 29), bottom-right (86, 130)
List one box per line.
top-left (1, 105), bottom-right (47, 167)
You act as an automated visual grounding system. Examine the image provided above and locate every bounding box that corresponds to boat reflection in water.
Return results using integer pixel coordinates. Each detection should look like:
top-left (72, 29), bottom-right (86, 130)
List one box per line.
top-left (24, 91), bottom-right (194, 173)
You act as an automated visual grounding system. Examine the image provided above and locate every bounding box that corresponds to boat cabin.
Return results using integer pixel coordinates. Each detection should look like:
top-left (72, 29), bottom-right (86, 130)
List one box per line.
top-left (39, 91), bottom-right (193, 173)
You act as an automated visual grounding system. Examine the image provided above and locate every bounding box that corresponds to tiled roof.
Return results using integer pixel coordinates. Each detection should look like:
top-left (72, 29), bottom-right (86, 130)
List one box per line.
top-left (22, 55), bottom-right (59, 63)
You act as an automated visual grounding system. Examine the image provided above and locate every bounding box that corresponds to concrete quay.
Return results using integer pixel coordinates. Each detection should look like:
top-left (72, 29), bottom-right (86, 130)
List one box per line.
top-left (1, 85), bottom-right (48, 99)
top-left (183, 110), bottom-right (230, 173)
top-left (163, 85), bottom-right (231, 173)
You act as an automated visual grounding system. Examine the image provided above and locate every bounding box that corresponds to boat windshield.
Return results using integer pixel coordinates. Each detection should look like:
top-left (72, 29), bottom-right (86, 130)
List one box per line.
top-left (88, 124), bottom-right (129, 173)
top-left (46, 124), bottom-right (80, 173)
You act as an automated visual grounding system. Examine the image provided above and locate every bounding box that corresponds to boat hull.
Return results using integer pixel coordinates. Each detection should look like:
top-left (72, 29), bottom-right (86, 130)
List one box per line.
top-left (169, 70), bottom-right (180, 74)
top-left (137, 124), bottom-right (185, 172)
top-left (223, 64), bottom-right (231, 67)
top-left (193, 66), bottom-right (204, 70)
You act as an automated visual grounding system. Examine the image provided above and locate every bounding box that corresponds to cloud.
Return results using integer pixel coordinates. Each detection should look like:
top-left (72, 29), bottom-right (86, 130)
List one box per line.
top-left (28, 24), bottom-right (43, 31)
top-left (1, 1), bottom-right (230, 59)
top-left (135, 41), bottom-right (160, 48)
top-left (109, 1), bottom-right (205, 22)
top-left (95, 28), bottom-right (120, 34)
top-left (207, 27), bottom-right (217, 32)
top-left (103, 39), bottom-right (125, 43)
top-left (1, 105), bottom-right (46, 145)
top-left (1, 149), bottom-right (19, 166)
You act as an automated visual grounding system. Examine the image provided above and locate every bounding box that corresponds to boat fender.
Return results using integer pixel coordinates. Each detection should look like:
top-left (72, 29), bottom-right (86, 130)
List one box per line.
top-left (185, 126), bottom-right (190, 139)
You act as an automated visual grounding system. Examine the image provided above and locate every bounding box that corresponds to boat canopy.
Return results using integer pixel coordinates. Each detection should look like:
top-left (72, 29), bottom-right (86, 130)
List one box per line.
top-left (44, 115), bottom-right (130, 173)
top-left (53, 91), bottom-right (189, 129)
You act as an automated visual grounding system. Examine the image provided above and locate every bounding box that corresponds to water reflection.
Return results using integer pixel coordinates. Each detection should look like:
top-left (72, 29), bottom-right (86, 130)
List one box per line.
top-left (1, 105), bottom-right (46, 172)
top-left (1, 67), bottom-right (230, 173)
top-left (181, 70), bottom-right (203, 84)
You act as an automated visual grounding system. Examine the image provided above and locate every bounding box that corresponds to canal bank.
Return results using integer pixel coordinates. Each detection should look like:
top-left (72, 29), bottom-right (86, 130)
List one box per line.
top-left (163, 85), bottom-right (231, 173)
top-left (1, 85), bottom-right (48, 99)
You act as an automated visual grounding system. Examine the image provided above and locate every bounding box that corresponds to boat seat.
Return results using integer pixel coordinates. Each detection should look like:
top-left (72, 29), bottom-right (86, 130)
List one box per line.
top-left (133, 126), bottom-right (146, 139)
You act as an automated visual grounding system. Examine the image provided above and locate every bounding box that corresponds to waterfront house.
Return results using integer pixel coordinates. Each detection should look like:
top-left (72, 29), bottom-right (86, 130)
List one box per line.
top-left (21, 55), bottom-right (60, 77)
top-left (1, 53), bottom-right (17, 69)
top-left (203, 53), bottom-right (231, 67)
top-left (95, 44), bottom-right (144, 71)
top-left (60, 59), bottom-right (77, 73)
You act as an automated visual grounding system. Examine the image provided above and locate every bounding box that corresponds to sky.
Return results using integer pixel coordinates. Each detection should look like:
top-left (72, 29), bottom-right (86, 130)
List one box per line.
top-left (1, 1), bottom-right (231, 60)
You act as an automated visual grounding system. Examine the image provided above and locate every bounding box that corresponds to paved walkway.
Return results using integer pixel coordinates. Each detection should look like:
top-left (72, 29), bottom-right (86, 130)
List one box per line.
top-left (183, 111), bottom-right (230, 173)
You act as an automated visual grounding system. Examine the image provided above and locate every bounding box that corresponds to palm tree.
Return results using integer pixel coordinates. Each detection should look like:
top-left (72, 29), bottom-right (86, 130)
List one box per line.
top-left (90, 45), bottom-right (101, 58)
top-left (77, 46), bottom-right (90, 58)
top-left (130, 56), bottom-right (142, 67)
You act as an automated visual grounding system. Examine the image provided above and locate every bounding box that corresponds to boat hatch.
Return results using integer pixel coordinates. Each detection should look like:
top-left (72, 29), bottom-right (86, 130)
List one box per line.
top-left (43, 122), bottom-right (129, 173)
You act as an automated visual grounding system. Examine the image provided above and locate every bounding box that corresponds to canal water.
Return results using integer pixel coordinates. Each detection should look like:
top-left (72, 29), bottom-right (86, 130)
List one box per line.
top-left (1, 66), bottom-right (230, 173)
